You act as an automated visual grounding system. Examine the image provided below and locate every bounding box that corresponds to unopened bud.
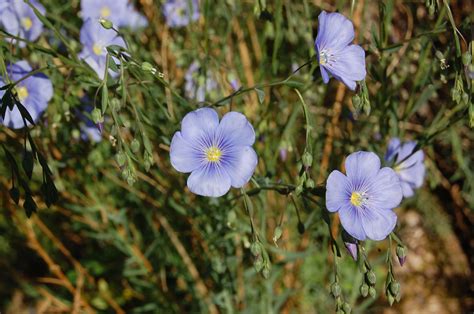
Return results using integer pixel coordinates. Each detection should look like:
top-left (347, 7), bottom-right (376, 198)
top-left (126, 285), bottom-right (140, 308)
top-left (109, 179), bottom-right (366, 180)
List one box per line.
top-left (131, 138), bottom-right (140, 153)
top-left (279, 148), bottom-right (288, 161)
top-left (99, 18), bottom-right (113, 29)
top-left (360, 284), bottom-right (369, 297)
top-left (352, 94), bottom-right (361, 108)
top-left (305, 178), bottom-right (315, 189)
top-left (250, 242), bottom-right (261, 257)
top-left (141, 61), bottom-right (157, 75)
top-left (342, 302), bottom-right (351, 314)
top-left (331, 282), bottom-right (341, 298)
top-left (396, 245), bottom-right (406, 266)
top-left (389, 281), bottom-right (400, 296)
top-left (387, 293), bottom-right (395, 306)
top-left (344, 242), bottom-right (358, 261)
top-left (91, 107), bottom-right (102, 124)
top-left (254, 255), bottom-right (264, 272)
top-left (302, 151), bottom-right (313, 168)
top-left (369, 286), bottom-right (376, 298)
top-left (273, 226), bottom-right (283, 245)
top-left (116, 152), bottom-right (126, 167)
top-left (366, 270), bottom-right (376, 285)
top-left (462, 52), bottom-right (472, 66)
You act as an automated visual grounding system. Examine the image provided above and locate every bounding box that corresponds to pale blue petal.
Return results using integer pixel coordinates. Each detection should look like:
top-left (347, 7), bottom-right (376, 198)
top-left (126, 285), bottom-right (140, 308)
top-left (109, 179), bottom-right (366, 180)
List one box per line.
top-left (320, 65), bottom-right (330, 84)
top-left (400, 181), bottom-right (415, 198)
top-left (187, 164), bottom-right (231, 197)
top-left (345, 151), bottom-right (380, 187)
top-left (339, 205), bottom-right (366, 241)
top-left (326, 170), bottom-right (350, 212)
top-left (180, 107), bottom-right (219, 143)
top-left (216, 111), bottom-right (255, 147)
top-left (325, 45), bottom-right (366, 91)
top-left (361, 208), bottom-right (397, 241)
top-left (24, 73), bottom-right (53, 103)
top-left (366, 167), bottom-right (403, 210)
top-left (170, 131), bottom-right (203, 173)
top-left (315, 11), bottom-right (355, 51)
top-left (222, 146), bottom-right (258, 188)
top-left (385, 137), bottom-right (401, 162)
top-left (395, 141), bottom-right (417, 163)
top-left (397, 151), bottom-right (425, 188)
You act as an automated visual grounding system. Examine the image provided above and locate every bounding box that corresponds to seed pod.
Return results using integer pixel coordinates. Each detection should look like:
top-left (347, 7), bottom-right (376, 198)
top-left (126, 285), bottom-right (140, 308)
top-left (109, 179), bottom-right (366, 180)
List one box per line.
top-left (360, 284), bottom-right (369, 297)
top-left (331, 282), bottom-right (341, 298)
top-left (369, 286), bottom-right (376, 298)
top-left (389, 281), bottom-right (400, 296)
top-left (366, 270), bottom-right (376, 285)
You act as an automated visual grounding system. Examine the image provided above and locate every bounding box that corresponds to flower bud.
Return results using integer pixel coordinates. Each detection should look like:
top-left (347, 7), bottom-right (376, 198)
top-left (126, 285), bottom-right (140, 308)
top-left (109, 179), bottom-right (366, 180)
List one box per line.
top-left (99, 18), bottom-right (113, 29)
top-left (273, 226), bottom-right (283, 245)
top-left (279, 148), bottom-right (288, 161)
top-left (342, 302), bottom-right (351, 314)
top-left (344, 242), bottom-right (358, 261)
top-left (387, 293), bottom-right (395, 306)
top-left (368, 286), bottom-right (376, 298)
top-left (352, 94), bottom-right (361, 108)
top-left (396, 245), bottom-right (406, 266)
top-left (462, 52), bottom-right (472, 66)
top-left (295, 185), bottom-right (303, 196)
top-left (91, 107), bottom-right (102, 124)
top-left (262, 264), bottom-right (270, 279)
top-left (360, 284), bottom-right (369, 297)
top-left (305, 178), bottom-right (315, 189)
top-left (116, 152), bottom-right (126, 167)
top-left (141, 62), bottom-right (157, 75)
top-left (250, 242), bottom-right (261, 257)
top-left (302, 151), bottom-right (313, 168)
top-left (389, 281), bottom-right (400, 296)
top-left (366, 270), bottom-right (376, 285)
top-left (254, 255), bottom-right (264, 272)
top-left (331, 282), bottom-right (341, 298)
top-left (131, 139), bottom-right (140, 153)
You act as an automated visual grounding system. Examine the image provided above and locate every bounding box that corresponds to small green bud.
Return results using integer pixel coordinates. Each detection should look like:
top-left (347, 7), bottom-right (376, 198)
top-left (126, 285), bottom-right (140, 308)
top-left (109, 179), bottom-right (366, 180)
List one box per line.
top-left (116, 152), bottom-right (127, 167)
top-left (461, 92), bottom-right (468, 105)
top-left (131, 139), bottom-right (140, 153)
top-left (389, 281), bottom-right (400, 296)
top-left (99, 18), bottom-right (113, 29)
top-left (305, 178), bottom-right (315, 189)
top-left (342, 302), bottom-right (351, 314)
top-left (295, 185), bottom-right (303, 196)
top-left (462, 52), bottom-right (472, 66)
top-left (302, 151), bottom-right (313, 168)
top-left (396, 245), bottom-right (406, 266)
top-left (254, 255), bottom-right (264, 272)
top-left (250, 242), bottom-right (261, 257)
top-left (110, 98), bottom-right (121, 111)
top-left (331, 282), bottom-right (341, 298)
top-left (352, 94), bottom-right (361, 107)
top-left (360, 284), bottom-right (369, 297)
top-left (91, 107), bottom-right (102, 124)
top-left (387, 293), bottom-right (395, 306)
top-left (369, 286), bottom-right (376, 298)
top-left (366, 270), bottom-right (376, 285)
top-left (273, 226), bottom-right (283, 245)
top-left (262, 265), bottom-right (270, 279)
top-left (435, 50), bottom-right (444, 60)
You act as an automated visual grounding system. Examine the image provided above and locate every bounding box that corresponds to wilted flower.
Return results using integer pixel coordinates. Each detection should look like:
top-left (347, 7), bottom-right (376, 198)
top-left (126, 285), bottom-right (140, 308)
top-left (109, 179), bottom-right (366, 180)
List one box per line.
top-left (0, 61), bottom-right (53, 129)
top-left (78, 19), bottom-right (126, 79)
top-left (326, 151), bottom-right (402, 241)
top-left (314, 11), bottom-right (366, 90)
top-left (81, 0), bottom-right (147, 29)
top-left (170, 108), bottom-right (258, 197)
top-left (184, 61), bottom-right (218, 102)
top-left (0, 0), bottom-right (45, 48)
top-left (163, 0), bottom-right (199, 28)
top-left (385, 138), bottom-right (425, 198)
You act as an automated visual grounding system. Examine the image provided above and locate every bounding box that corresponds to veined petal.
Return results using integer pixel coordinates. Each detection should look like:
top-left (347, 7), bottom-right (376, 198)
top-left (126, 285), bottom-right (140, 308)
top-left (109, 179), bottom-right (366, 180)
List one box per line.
top-left (326, 170), bottom-right (351, 212)
top-left (397, 151), bottom-right (425, 188)
top-left (360, 208), bottom-right (397, 241)
top-left (345, 151), bottom-right (380, 188)
top-left (339, 205), bottom-right (366, 241)
top-left (385, 137), bottom-right (401, 162)
top-left (181, 107), bottom-right (219, 144)
top-left (400, 181), bottom-right (415, 198)
top-left (320, 65), bottom-right (330, 84)
top-left (395, 141), bottom-right (418, 163)
top-left (187, 164), bottom-right (231, 197)
top-left (315, 11), bottom-right (355, 51)
top-left (222, 146), bottom-right (258, 188)
top-left (325, 45), bottom-right (366, 91)
top-left (170, 131), bottom-right (203, 173)
top-left (216, 111), bottom-right (255, 147)
top-left (366, 167), bottom-right (403, 210)
top-left (24, 73), bottom-right (53, 103)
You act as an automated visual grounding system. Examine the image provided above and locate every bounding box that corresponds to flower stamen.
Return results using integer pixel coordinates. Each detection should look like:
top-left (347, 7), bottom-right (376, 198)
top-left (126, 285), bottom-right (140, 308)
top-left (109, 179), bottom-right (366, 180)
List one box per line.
top-left (350, 191), bottom-right (365, 207)
top-left (93, 43), bottom-right (103, 55)
top-left (206, 146), bottom-right (222, 162)
top-left (15, 86), bottom-right (29, 101)
top-left (21, 17), bottom-right (33, 31)
top-left (100, 6), bottom-right (111, 18)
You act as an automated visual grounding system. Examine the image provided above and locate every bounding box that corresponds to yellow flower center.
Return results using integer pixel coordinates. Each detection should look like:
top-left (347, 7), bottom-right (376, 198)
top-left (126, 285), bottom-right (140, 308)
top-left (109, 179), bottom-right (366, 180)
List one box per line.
top-left (15, 86), bottom-right (29, 101)
top-left (100, 6), bottom-right (111, 18)
top-left (93, 43), bottom-right (103, 56)
top-left (350, 192), bottom-right (364, 207)
top-left (206, 146), bottom-right (222, 162)
top-left (319, 50), bottom-right (330, 65)
top-left (21, 17), bottom-right (33, 31)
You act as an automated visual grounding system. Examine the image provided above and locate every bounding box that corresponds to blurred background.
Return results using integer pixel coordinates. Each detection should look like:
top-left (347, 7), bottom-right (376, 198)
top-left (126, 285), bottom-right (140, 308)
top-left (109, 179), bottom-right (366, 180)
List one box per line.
top-left (0, 0), bottom-right (472, 313)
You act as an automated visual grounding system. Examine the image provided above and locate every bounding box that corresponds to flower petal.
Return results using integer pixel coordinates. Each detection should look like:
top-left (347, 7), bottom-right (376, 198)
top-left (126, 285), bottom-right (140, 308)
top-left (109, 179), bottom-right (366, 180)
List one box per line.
top-left (326, 45), bottom-right (366, 90)
top-left (395, 141), bottom-right (417, 164)
top-left (187, 164), bottom-right (231, 197)
top-left (344, 151), bottom-right (381, 186)
top-left (360, 208), bottom-right (397, 241)
top-left (397, 151), bottom-right (425, 188)
top-left (385, 137), bottom-right (401, 162)
top-left (216, 111), bottom-right (255, 147)
top-left (339, 205), bottom-right (366, 241)
top-left (222, 146), bottom-right (258, 188)
top-left (181, 107), bottom-right (219, 144)
top-left (366, 167), bottom-right (403, 210)
top-left (315, 11), bottom-right (355, 51)
top-left (320, 65), bottom-right (330, 84)
top-left (400, 181), bottom-right (415, 198)
top-left (326, 170), bottom-right (351, 212)
top-left (170, 131), bottom-right (203, 173)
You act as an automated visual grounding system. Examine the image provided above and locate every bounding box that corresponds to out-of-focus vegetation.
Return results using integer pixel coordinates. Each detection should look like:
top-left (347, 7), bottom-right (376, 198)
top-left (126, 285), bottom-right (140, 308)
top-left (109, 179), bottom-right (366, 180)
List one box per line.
top-left (0, 0), bottom-right (472, 313)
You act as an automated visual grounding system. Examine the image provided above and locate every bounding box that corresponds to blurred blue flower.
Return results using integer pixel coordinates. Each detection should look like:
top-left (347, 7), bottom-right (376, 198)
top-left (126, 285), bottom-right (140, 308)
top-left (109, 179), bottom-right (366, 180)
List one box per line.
top-left (81, 0), bottom-right (148, 29)
top-left (326, 151), bottom-right (402, 241)
top-left (385, 138), bottom-right (425, 198)
top-left (184, 61), bottom-right (218, 102)
top-left (163, 0), bottom-right (199, 28)
top-left (170, 108), bottom-right (258, 197)
top-left (314, 11), bottom-right (366, 91)
top-left (0, 61), bottom-right (53, 129)
top-left (0, 0), bottom-right (45, 48)
top-left (78, 19), bottom-right (126, 79)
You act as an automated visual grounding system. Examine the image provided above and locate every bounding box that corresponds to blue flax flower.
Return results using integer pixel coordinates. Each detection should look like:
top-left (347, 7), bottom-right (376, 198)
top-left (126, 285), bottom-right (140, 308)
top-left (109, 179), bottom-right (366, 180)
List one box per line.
top-left (81, 0), bottom-right (147, 29)
top-left (315, 11), bottom-right (366, 90)
top-left (0, 0), bottom-right (45, 48)
top-left (326, 151), bottom-right (402, 241)
top-left (170, 108), bottom-right (258, 197)
top-left (184, 61), bottom-right (218, 102)
top-left (78, 19), bottom-right (126, 79)
top-left (385, 138), bottom-right (425, 198)
top-left (163, 0), bottom-right (199, 28)
top-left (0, 61), bottom-right (53, 129)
